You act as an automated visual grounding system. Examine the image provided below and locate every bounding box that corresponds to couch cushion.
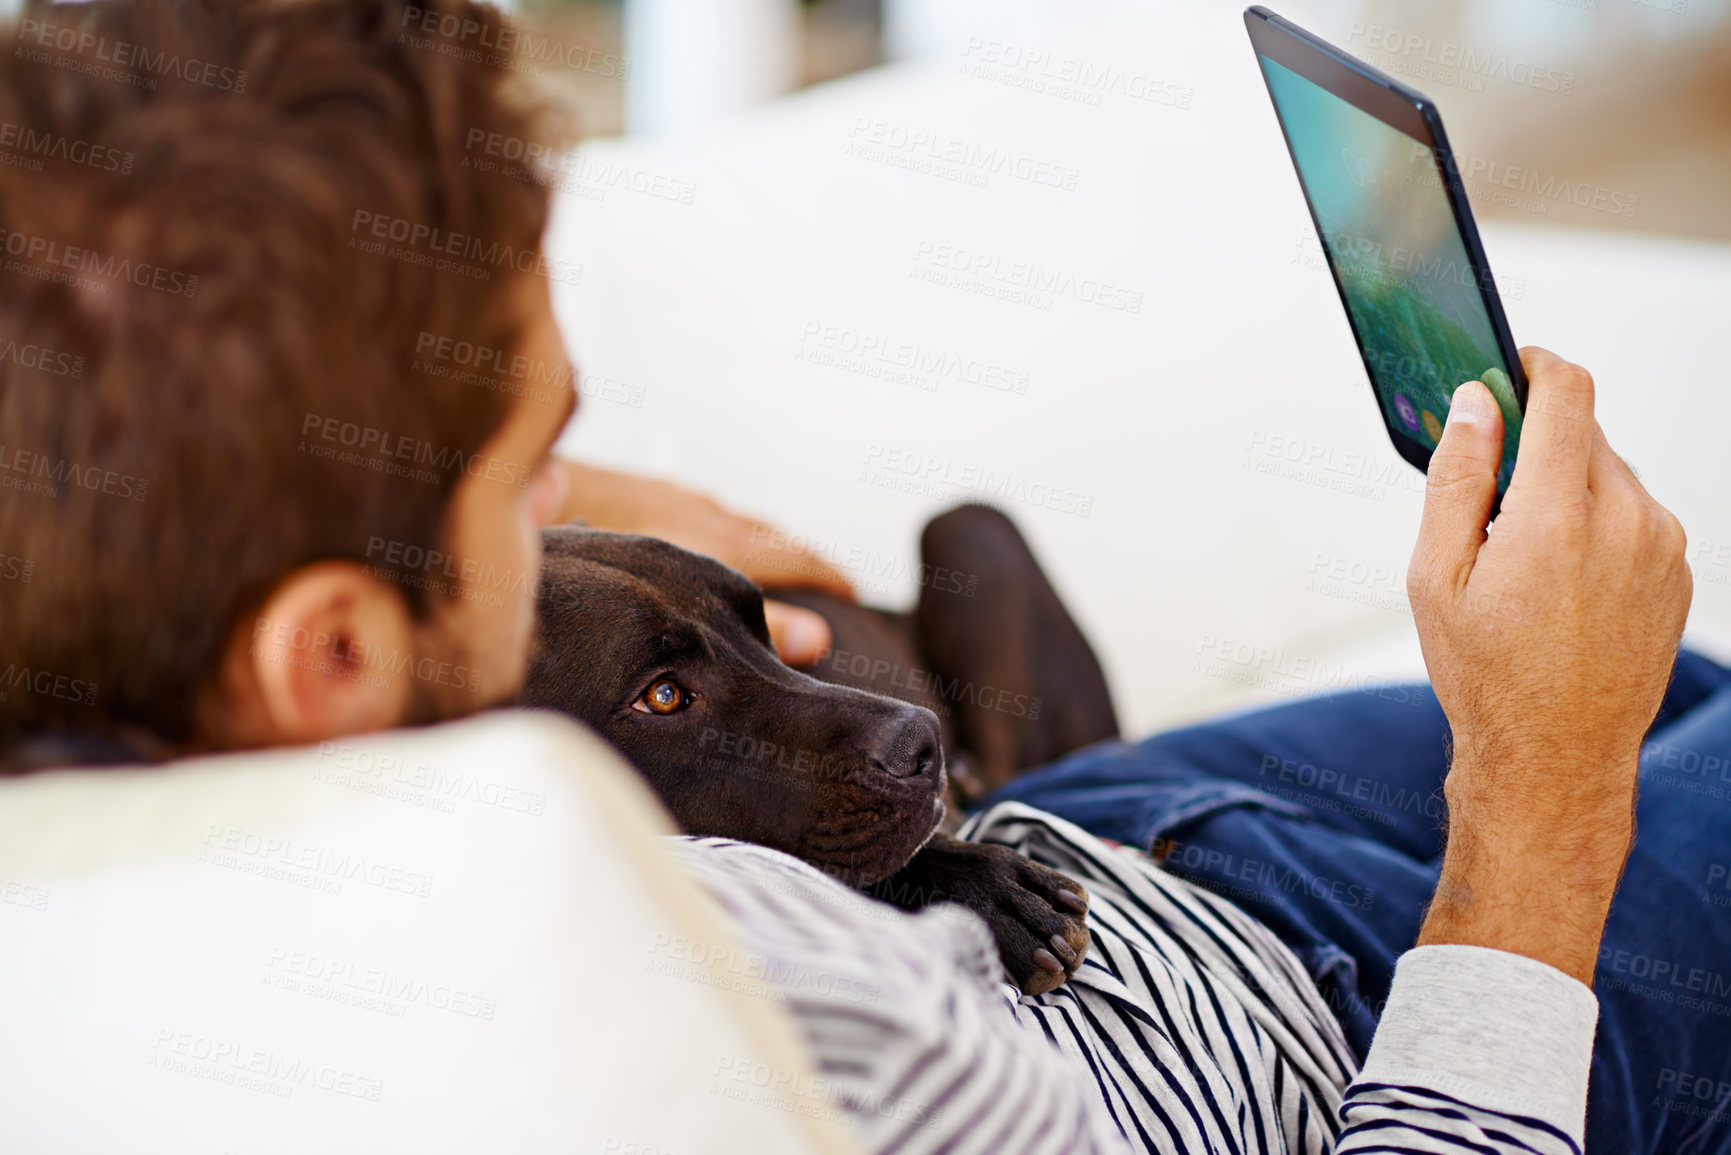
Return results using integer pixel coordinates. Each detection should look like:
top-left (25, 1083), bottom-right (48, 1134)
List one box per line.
top-left (0, 710), bottom-right (858, 1155)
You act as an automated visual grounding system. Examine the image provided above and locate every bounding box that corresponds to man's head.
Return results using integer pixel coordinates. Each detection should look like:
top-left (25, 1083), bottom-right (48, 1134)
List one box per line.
top-left (0, 0), bottom-right (576, 763)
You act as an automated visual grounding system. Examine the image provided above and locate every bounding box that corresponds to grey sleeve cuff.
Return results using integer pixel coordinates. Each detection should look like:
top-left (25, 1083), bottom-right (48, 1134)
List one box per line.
top-left (1357, 945), bottom-right (1600, 1135)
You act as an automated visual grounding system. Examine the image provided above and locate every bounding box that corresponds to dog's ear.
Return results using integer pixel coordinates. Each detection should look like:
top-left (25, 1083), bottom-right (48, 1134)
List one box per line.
top-left (539, 524), bottom-right (777, 654)
top-left (526, 529), bottom-right (643, 718)
top-left (714, 571), bottom-right (773, 653)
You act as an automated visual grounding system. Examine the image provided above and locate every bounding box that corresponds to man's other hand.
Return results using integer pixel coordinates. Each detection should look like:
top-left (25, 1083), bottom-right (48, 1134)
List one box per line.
top-left (1408, 347), bottom-right (1691, 985)
top-left (556, 460), bottom-right (854, 666)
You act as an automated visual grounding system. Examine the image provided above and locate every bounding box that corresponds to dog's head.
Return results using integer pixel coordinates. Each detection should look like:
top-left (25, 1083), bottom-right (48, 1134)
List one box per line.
top-left (523, 526), bottom-right (946, 885)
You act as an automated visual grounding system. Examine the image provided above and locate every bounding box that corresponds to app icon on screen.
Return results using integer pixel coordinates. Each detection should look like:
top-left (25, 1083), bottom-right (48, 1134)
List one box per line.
top-left (1421, 410), bottom-right (1444, 442)
top-left (1394, 394), bottom-right (1419, 431)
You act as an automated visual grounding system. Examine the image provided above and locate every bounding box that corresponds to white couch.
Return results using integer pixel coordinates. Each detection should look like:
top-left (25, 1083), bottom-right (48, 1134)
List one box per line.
top-left (0, 713), bottom-right (859, 1155)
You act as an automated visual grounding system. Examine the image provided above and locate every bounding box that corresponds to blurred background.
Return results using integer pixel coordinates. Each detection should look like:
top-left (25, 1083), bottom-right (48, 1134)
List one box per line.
top-left (520, 0), bottom-right (1731, 239)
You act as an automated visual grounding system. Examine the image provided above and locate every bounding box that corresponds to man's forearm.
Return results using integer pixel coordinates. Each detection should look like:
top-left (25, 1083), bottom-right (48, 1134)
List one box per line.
top-left (1366, 349), bottom-right (1689, 1153)
top-left (1417, 749), bottom-right (1638, 986)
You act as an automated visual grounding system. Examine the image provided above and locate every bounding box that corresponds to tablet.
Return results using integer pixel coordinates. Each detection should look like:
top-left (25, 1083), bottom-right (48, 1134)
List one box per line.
top-left (1245, 6), bottom-right (1526, 497)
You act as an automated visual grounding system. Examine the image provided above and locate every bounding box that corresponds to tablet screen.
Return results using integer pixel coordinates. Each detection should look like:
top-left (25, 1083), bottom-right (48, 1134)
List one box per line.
top-left (1258, 54), bottom-right (1520, 492)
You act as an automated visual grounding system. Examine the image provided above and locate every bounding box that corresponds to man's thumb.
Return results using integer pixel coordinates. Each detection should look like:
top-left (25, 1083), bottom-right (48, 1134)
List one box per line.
top-left (1411, 380), bottom-right (1505, 597)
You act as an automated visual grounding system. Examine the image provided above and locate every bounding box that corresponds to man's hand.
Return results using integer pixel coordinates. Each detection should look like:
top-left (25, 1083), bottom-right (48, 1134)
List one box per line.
top-left (1408, 347), bottom-right (1691, 985)
top-left (555, 460), bottom-right (854, 666)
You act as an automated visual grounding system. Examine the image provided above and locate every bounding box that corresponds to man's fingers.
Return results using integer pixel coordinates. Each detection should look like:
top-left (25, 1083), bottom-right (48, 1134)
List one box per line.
top-left (1586, 424), bottom-right (1641, 497)
top-left (734, 528), bottom-right (858, 602)
top-left (1511, 346), bottom-right (1594, 492)
top-left (1585, 426), bottom-right (1687, 585)
top-left (764, 600), bottom-right (833, 667)
top-left (1410, 380), bottom-right (1505, 601)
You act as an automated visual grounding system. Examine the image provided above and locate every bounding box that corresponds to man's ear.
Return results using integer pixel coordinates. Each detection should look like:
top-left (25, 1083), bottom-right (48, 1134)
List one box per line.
top-left (233, 562), bottom-right (416, 745)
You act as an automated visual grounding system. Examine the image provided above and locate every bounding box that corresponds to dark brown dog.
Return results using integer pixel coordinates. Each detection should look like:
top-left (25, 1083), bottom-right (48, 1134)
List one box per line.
top-left (523, 505), bottom-right (1118, 994)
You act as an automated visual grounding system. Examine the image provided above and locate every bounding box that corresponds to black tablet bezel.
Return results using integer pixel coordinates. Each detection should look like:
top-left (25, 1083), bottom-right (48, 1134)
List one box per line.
top-left (1244, 5), bottom-right (1528, 484)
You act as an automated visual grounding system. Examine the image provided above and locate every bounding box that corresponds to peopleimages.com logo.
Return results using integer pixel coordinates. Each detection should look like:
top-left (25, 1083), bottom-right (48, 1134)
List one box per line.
top-left (1, 227), bottom-right (198, 297)
top-left (14, 17), bottom-right (249, 92)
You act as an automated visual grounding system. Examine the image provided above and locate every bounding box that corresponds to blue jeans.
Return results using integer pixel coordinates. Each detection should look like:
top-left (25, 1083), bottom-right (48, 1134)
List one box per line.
top-left (978, 651), bottom-right (1731, 1154)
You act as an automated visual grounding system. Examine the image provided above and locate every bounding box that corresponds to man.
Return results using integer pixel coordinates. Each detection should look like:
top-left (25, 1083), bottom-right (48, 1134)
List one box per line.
top-left (0, 1), bottom-right (1697, 1152)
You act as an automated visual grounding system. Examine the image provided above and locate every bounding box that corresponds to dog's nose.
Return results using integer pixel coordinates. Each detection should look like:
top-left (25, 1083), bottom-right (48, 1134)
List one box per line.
top-left (873, 708), bottom-right (943, 781)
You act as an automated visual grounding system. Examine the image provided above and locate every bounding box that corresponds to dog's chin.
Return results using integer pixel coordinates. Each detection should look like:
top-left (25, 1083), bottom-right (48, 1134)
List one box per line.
top-left (804, 792), bottom-right (946, 888)
top-left (909, 794), bottom-right (945, 855)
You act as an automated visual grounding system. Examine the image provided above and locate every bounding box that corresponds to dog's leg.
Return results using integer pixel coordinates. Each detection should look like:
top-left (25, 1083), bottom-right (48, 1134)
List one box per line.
top-left (871, 831), bottom-right (1090, 995)
top-left (916, 504), bottom-right (1119, 802)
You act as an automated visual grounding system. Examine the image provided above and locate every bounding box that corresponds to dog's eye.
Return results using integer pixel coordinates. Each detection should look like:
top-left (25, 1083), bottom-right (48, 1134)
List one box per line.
top-left (632, 677), bottom-right (691, 716)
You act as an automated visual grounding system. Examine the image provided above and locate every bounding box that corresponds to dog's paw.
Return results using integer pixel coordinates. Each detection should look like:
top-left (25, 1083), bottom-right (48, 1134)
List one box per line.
top-left (873, 834), bottom-right (1089, 996)
top-left (975, 850), bottom-right (1090, 996)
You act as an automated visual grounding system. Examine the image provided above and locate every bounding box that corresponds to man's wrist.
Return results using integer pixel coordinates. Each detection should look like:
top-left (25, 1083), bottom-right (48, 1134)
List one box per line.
top-left (1441, 740), bottom-right (1641, 866)
top-left (1419, 870), bottom-right (1616, 986)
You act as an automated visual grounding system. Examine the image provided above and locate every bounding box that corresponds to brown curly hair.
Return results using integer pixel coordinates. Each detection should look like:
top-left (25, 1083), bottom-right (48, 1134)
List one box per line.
top-left (0, 0), bottom-right (567, 754)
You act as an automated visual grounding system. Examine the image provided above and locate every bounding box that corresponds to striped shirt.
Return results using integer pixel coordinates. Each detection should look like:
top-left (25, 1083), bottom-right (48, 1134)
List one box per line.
top-left (669, 830), bottom-right (1128, 1155)
top-left (672, 801), bottom-right (1598, 1155)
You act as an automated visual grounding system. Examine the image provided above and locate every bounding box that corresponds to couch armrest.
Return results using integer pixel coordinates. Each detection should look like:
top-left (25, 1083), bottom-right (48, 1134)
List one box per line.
top-left (0, 710), bottom-right (859, 1155)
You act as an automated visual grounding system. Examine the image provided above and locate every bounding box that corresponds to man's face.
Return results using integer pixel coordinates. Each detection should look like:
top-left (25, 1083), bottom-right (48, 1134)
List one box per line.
top-left (405, 276), bottom-right (576, 721)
